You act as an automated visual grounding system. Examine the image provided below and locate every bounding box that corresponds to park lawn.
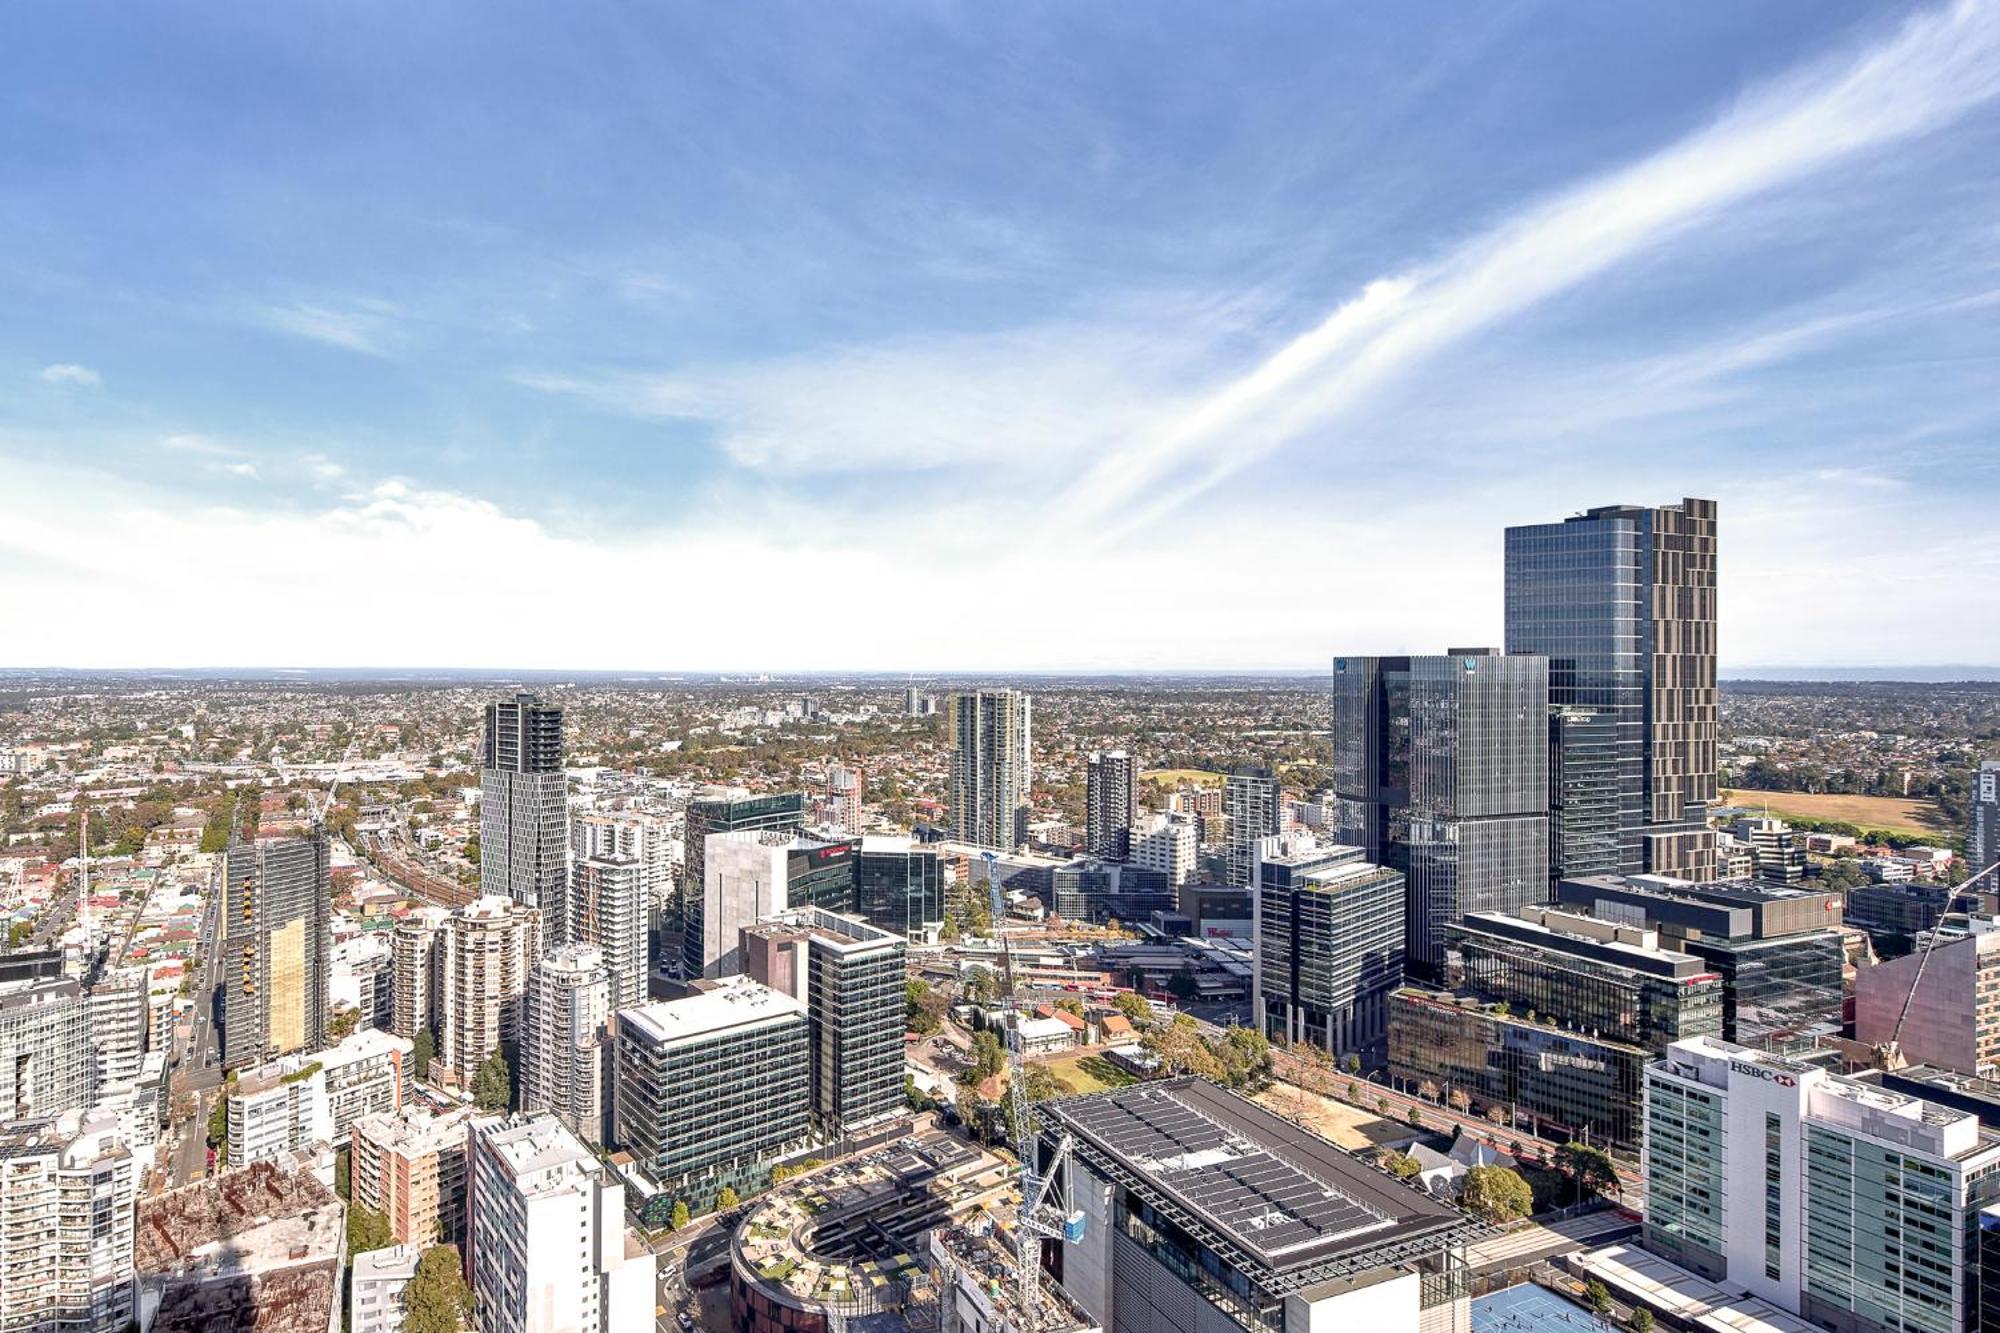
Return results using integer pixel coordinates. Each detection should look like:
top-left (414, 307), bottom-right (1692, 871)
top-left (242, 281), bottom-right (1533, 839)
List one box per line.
top-left (1140, 768), bottom-right (1226, 787)
top-left (1035, 1051), bottom-right (1141, 1096)
top-left (1719, 788), bottom-right (1949, 839)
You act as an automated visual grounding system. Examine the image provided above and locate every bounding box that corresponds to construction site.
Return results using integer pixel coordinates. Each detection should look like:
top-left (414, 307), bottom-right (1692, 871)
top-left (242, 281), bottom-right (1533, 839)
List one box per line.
top-left (135, 1159), bottom-right (345, 1333)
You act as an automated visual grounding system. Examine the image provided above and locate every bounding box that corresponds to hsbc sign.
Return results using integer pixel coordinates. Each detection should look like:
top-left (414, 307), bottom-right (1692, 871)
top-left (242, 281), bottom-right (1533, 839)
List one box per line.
top-left (1731, 1060), bottom-right (1797, 1087)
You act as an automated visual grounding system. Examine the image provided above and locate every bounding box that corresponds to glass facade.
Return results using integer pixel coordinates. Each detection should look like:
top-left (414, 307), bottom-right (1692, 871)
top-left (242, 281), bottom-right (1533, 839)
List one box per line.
top-left (1802, 1127), bottom-right (1972, 1333)
top-left (1505, 500), bottom-right (1719, 881)
top-left (1389, 989), bottom-right (1646, 1150)
top-left (1332, 653), bottom-right (1550, 978)
top-left (1451, 916), bottom-right (1722, 1054)
top-left (1695, 933), bottom-right (1846, 1052)
top-left (1257, 853), bottom-right (1405, 1060)
top-left (1053, 862), bottom-right (1175, 926)
top-left (808, 935), bottom-right (905, 1138)
top-left (1642, 1070), bottom-right (1725, 1276)
top-left (854, 844), bottom-right (944, 938)
top-left (681, 793), bottom-right (805, 978)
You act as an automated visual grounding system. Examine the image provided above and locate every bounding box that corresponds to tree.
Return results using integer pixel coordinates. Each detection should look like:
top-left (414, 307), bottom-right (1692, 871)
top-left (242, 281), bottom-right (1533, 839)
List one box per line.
top-left (1587, 1279), bottom-right (1612, 1317)
top-left (412, 1029), bottom-right (435, 1082)
top-left (1342, 1053), bottom-right (1362, 1075)
top-left (207, 1095), bottom-right (229, 1156)
top-left (905, 979), bottom-right (944, 1035)
top-left (1023, 1063), bottom-right (1065, 1103)
top-left (1446, 1088), bottom-right (1471, 1115)
top-left (965, 1030), bottom-right (1006, 1084)
top-left (1385, 1152), bottom-right (1421, 1180)
top-left (1460, 1166), bottom-right (1534, 1224)
top-left (1143, 1015), bottom-right (1226, 1081)
top-left (963, 966), bottom-right (1000, 1006)
top-left (1406, 1105), bottom-right (1423, 1128)
top-left (347, 1203), bottom-right (393, 1258)
top-left (1417, 1079), bottom-right (1442, 1103)
top-left (327, 1008), bottom-right (360, 1041)
top-left (1167, 967), bottom-right (1200, 1002)
top-left (670, 1201), bottom-right (690, 1231)
top-left (905, 1075), bottom-right (934, 1112)
top-left (717, 1186), bottom-right (740, 1210)
top-left (473, 1049), bottom-right (511, 1112)
top-left (1556, 1141), bottom-right (1619, 1201)
top-left (1376, 1096), bottom-right (1391, 1116)
top-left (402, 1245), bottom-right (473, 1333)
top-left (1054, 996), bottom-right (1085, 1018)
top-left (463, 834), bottom-right (480, 866)
top-left (1113, 991), bottom-right (1154, 1027)
top-left (1628, 1310), bottom-right (1654, 1333)
top-left (1484, 1104), bottom-right (1508, 1126)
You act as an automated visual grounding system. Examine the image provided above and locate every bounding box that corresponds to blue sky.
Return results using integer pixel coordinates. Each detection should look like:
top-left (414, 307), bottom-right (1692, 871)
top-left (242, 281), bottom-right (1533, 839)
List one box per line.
top-left (4, 1), bottom-right (1999, 670)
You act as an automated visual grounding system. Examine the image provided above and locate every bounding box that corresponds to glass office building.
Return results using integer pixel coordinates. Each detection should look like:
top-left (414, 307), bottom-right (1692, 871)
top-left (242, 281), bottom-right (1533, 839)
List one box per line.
top-left (1332, 650), bottom-right (1550, 978)
top-left (681, 791), bottom-right (805, 978)
top-left (1505, 499), bottom-right (1719, 881)
top-left (853, 837), bottom-right (944, 939)
top-left (1255, 837), bottom-right (1406, 1061)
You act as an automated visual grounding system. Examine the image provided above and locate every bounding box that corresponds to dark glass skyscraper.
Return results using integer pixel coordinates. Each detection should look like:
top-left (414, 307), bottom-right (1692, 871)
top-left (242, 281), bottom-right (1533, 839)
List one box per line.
top-left (1331, 650), bottom-right (1550, 978)
top-left (221, 834), bottom-right (331, 1070)
top-left (680, 791), bottom-right (805, 979)
top-left (1085, 750), bottom-right (1136, 860)
top-left (480, 693), bottom-right (570, 940)
top-left (1505, 498), bottom-right (1719, 881)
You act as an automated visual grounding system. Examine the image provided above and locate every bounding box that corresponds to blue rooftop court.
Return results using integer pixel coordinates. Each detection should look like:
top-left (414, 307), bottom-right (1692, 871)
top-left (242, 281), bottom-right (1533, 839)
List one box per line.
top-left (1473, 1284), bottom-right (1608, 1333)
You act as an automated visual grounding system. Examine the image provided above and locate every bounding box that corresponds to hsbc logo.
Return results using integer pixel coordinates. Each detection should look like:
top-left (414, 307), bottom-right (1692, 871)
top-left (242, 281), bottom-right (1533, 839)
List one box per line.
top-left (1731, 1060), bottom-right (1797, 1087)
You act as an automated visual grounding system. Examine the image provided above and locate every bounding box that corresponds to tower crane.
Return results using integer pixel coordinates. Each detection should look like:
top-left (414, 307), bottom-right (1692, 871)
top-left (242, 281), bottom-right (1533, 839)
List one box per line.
top-left (1880, 857), bottom-right (2000, 1066)
top-left (983, 850), bottom-right (1083, 1324)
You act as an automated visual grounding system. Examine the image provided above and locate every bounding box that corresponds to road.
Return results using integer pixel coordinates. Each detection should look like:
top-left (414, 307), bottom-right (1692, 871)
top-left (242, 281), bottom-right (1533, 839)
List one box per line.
top-left (169, 859), bottom-right (229, 1186)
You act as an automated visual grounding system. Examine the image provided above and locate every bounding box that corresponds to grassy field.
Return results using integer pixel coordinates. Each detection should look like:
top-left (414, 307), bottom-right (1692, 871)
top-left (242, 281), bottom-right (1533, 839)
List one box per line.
top-left (1034, 1051), bottom-right (1141, 1096)
top-left (1719, 788), bottom-right (1949, 838)
top-left (1251, 1085), bottom-right (1404, 1151)
top-left (1140, 768), bottom-right (1225, 786)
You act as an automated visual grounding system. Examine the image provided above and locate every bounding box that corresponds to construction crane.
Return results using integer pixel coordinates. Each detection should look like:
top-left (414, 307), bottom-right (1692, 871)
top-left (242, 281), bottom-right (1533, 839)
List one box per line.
top-left (1880, 857), bottom-right (2000, 1066)
top-left (984, 851), bottom-right (1083, 1325)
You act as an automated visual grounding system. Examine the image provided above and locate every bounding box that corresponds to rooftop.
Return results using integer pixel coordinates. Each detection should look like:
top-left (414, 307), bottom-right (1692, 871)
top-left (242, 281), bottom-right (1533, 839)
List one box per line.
top-left (620, 975), bottom-right (806, 1046)
top-left (1039, 1078), bottom-right (1464, 1282)
top-left (138, 1160), bottom-right (343, 1333)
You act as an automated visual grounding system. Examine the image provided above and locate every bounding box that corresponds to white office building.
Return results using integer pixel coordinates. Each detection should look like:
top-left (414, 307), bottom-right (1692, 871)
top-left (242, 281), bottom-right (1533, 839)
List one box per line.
top-left (467, 1114), bottom-right (656, 1333)
top-left (699, 831), bottom-right (796, 978)
top-left (1644, 1036), bottom-right (2000, 1333)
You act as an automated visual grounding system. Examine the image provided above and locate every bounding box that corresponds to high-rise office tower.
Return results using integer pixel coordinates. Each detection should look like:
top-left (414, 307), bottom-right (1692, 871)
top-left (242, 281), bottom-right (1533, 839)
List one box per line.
top-left (1253, 835), bottom-right (1406, 1058)
top-left (1972, 761), bottom-right (2000, 878)
top-left (1085, 750), bottom-right (1137, 860)
top-left (389, 906), bottom-right (449, 1042)
top-left (220, 835), bottom-right (331, 1070)
top-left (1223, 766), bottom-right (1281, 888)
top-left (0, 959), bottom-right (89, 1122)
top-left (740, 908), bottom-right (906, 1140)
top-left (947, 689), bottom-right (1032, 851)
top-left (1331, 650), bottom-right (1551, 978)
top-left (853, 837), bottom-right (945, 939)
top-left (0, 1110), bottom-right (135, 1333)
top-left (467, 1115), bottom-right (655, 1333)
top-left (569, 854), bottom-right (647, 1011)
top-left (480, 694), bottom-right (570, 942)
top-left (438, 896), bottom-right (542, 1088)
top-left (1505, 498), bottom-right (1719, 881)
top-left (680, 790), bottom-right (804, 980)
top-left (613, 977), bottom-right (810, 1200)
top-left (519, 945), bottom-right (611, 1145)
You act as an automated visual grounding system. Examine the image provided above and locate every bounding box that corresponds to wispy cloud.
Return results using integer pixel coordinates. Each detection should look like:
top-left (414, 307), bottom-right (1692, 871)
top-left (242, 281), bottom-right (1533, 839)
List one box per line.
top-left (38, 363), bottom-right (100, 387)
top-left (261, 299), bottom-right (402, 355)
top-left (1047, 0), bottom-right (2000, 535)
top-left (162, 432), bottom-right (239, 456)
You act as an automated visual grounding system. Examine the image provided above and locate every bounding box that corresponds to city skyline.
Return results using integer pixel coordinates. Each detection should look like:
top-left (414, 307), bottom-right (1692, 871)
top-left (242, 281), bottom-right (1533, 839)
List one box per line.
top-left (5, 3), bottom-right (2000, 671)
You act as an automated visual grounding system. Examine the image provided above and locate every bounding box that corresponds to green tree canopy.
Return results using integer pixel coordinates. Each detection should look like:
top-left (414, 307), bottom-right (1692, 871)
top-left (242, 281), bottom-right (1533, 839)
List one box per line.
top-left (403, 1245), bottom-right (473, 1333)
top-left (1461, 1165), bottom-right (1534, 1223)
top-left (473, 1049), bottom-right (511, 1112)
top-left (1113, 991), bottom-right (1154, 1027)
top-left (347, 1203), bottom-right (392, 1258)
top-left (412, 1029), bottom-right (435, 1081)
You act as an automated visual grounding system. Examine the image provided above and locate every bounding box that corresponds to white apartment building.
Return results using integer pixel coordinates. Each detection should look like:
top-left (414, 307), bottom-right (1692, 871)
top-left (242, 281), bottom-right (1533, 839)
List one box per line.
top-left (227, 1028), bottom-right (411, 1166)
top-left (351, 1242), bottom-right (420, 1333)
top-left (569, 853), bottom-right (647, 1011)
top-left (1645, 1036), bottom-right (2000, 1333)
top-left (571, 808), bottom-right (673, 923)
top-left (0, 1109), bottom-right (136, 1333)
top-left (389, 906), bottom-right (450, 1041)
top-left (439, 896), bottom-right (541, 1085)
top-left (1127, 812), bottom-right (1197, 888)
top-left (519, 945), bottom-right (611, 1145)
top-left (467, 1114), bottom-right (656, 1333)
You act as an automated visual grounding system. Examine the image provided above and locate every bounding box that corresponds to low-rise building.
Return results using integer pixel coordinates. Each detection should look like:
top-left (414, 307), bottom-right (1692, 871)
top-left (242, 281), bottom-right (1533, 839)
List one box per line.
top-left (351, 1243), bottom-right (420, 1333)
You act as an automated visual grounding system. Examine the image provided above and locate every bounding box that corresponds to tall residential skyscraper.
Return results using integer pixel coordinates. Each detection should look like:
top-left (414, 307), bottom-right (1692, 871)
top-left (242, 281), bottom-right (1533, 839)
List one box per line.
top-left (1331, 650), bottom-right (1550, 977)
top-left (519, 946), bottom-right (611, 1145)
top-left (438, 896), bottom-right (542, 1088)
top-left (680, 790), bottom-right (804, 980)
top-left (0, 964), bottom-right (89, 1123)
top-left (1223, 766), bottom-right (1281, 888)
top-left (1505, 497), bottom-right (1719, 881)
top-left (389, 906), bottom-right (449, 1042)
top-left (220, 835), bottom-right (331, 1070)
top-left (1971, 761), bottom-right (2000, 878)
top-left (0, 1110), bottom-right (136, 1333)
top-left (947, 689), bottom-right (1032, 851)
top-left (480, 694), bottom-right (570, 941)
top-left (1085, 750), bottom-right (1137, 860)
top-left (569, 853), bottom-right (647, 1011)
top-left (467, 1115), bottom-right (655, 1333)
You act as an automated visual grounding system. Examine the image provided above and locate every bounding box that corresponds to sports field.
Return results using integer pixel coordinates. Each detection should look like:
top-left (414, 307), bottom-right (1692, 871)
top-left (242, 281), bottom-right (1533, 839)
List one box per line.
top-left (1719, 788), bottom-right (1948, 838)
top-left (1140, 768), bottom-right (1225, 786)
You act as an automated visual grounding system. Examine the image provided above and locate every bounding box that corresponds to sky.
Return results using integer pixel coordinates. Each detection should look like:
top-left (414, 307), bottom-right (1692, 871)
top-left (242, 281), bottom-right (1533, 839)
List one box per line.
top-left (3, 1), bottom-right (1999, 672)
